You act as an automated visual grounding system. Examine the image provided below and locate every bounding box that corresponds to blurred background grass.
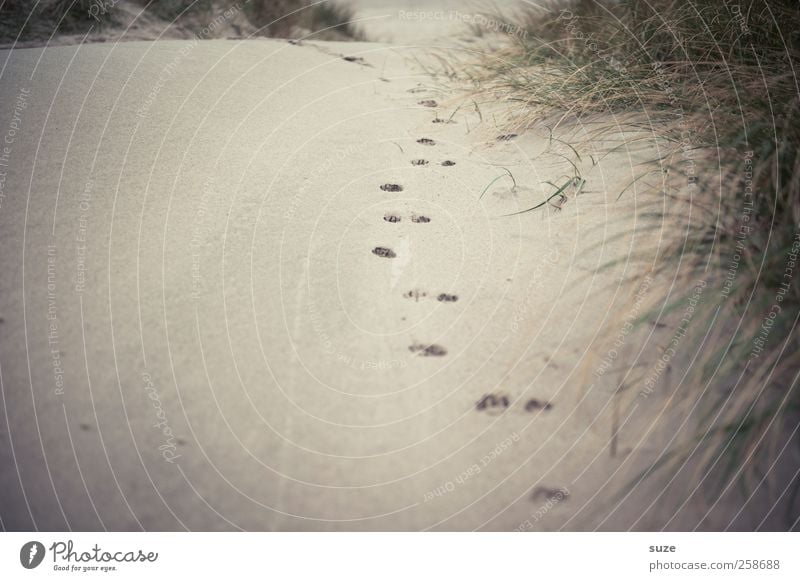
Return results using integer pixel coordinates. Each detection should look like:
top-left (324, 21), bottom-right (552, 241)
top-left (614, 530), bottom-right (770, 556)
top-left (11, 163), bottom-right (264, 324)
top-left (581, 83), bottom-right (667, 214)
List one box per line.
top-left (0, 0), bottom-right (365, 44)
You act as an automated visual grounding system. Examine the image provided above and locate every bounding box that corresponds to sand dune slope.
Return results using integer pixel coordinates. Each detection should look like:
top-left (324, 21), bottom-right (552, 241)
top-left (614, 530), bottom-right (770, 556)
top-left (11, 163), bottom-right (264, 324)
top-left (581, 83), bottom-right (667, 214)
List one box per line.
top-left (0, 38), bottom-right (765, 531)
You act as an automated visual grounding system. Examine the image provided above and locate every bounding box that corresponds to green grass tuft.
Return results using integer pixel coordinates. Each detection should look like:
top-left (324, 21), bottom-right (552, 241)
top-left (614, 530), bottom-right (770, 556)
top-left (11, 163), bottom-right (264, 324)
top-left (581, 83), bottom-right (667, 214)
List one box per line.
top-left (469, 0), bottom-right (800, 522)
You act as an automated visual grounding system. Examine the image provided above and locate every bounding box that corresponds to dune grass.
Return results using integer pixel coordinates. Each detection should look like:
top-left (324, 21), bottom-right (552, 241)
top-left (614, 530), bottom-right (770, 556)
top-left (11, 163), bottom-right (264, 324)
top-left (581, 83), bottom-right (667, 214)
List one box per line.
top-left (0, 0), bottom-right (112, 41)
top-left (151, 0), bottom-right (365, 40)
top-left (468, 0), bottom-right (800, 521)
top-left (0, 0), bottom-right (364, 43)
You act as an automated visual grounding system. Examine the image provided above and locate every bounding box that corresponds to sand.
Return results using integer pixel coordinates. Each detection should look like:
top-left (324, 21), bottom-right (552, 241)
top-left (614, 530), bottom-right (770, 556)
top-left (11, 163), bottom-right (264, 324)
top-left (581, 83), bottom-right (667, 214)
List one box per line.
top-left (0, 36), bottom-right (784, 531)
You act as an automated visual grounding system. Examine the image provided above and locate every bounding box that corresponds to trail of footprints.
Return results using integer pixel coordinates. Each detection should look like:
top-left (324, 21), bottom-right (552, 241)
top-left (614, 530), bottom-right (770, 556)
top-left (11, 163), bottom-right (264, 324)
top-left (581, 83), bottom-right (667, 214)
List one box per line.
top-left (372, 91), bottom-right (565, 507)
top-left (402, 289), bottom-right (458, 303)
top-left (372, 131), bottom-right (458, 359)
top-left (411, 93), bottom-right (567, 506)
top-left (371, 107), bottom-right (556, 422)
top-left (411, 159), bottom-right (456, 167)
top-left (476, 392), bottom-right (554, 415)
top-left (383, 212), bottom-right (430, 223)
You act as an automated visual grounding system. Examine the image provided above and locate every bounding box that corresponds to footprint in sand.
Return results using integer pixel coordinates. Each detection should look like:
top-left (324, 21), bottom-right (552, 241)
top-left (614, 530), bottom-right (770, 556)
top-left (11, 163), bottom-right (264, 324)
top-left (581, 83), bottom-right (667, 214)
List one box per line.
top-left (524, 398), bottom-right (554, 412)
top-left (383, 213), bottom-right (402, 223)
top-left (476, 393), bottom-right (510, 414)
top-left (411, 159), bottom-right (429, 166)
top-left (380, 183), bottom-right (403, 192)
top-left (441, 160), bottom-right (456, 166)
top-left (417, 138), bottom-right (436, 146)
top-left (403, 289), bottom-right (427, 302)
top-left (418, 100), bottom-right (438, 107)
top-left (492, 188), bottom-right (517, 200)
top-left (411, 214), bottom-right (431, 223)
top-left (403, 289), bottom-right (457, 301)
top-left (531, 487), bottom-right (569, 502)
top-left (409, 343), bottom-right (447, 357)
top-left (372, 247), bottom-right (396, 258)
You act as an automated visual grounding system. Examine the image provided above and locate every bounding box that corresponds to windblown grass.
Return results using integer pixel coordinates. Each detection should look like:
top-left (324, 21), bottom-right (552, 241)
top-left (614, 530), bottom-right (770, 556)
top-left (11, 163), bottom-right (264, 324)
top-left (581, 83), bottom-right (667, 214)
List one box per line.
top-left (0, 0), bottom-right (364, 43)
top-left (469, 0), bottom-right (800, 523)
top-left (0, 0), bottom-right (116, 41)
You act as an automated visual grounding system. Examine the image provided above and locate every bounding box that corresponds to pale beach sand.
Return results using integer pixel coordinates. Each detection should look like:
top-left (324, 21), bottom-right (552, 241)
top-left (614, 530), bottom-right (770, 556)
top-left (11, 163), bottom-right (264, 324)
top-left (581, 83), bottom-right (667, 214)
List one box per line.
top-left (0, 30), bottom-right (787, 531)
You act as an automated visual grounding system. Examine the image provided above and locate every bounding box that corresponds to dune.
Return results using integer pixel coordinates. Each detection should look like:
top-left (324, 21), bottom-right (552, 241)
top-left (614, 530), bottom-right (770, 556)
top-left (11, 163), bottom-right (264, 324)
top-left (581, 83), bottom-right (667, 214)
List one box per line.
top-left (0, 35), bottom-right (778, 531)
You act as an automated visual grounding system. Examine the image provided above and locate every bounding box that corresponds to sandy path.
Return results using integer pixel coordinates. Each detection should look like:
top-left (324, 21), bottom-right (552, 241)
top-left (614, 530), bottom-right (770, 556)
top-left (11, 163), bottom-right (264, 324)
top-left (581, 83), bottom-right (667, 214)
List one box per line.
top-left (346, 0), bottom-right (528, 43)
top-left (0, 38), bottom-right (767, 531)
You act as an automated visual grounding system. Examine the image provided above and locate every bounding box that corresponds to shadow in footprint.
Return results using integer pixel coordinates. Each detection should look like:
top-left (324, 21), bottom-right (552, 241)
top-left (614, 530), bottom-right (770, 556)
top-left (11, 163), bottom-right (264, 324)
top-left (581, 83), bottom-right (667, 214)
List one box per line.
top-left (411, 214), bottom-right (430, 223)
top-left (497, 133), bottom-right (518, 141)
top-left (524, 399), bottom-right (553, 412)
top-left (531, 487), bottom-right (569, 502)
top-left (384, 213), bottom-right (402, 223)
top-left (417, 138), bottom-right (436, 146)
top-left (418, 100), bottom-right (438, 107)
top-left (476, 393), bottom-right (510, 414)
top-left (441, 160), bottom-right (456, 166)
top-left (343, 56), bottom-right (366, 64)
top-left (411, 159), bottom-right (429, 166)
top-left (372, 247), bottom-right (396, 258)
top-left (409, 343), bottom-right (447, 357)
top-left (380, 184), bottom-right (403, 192)
top-left (437, 293), bottom-right (458, 302)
